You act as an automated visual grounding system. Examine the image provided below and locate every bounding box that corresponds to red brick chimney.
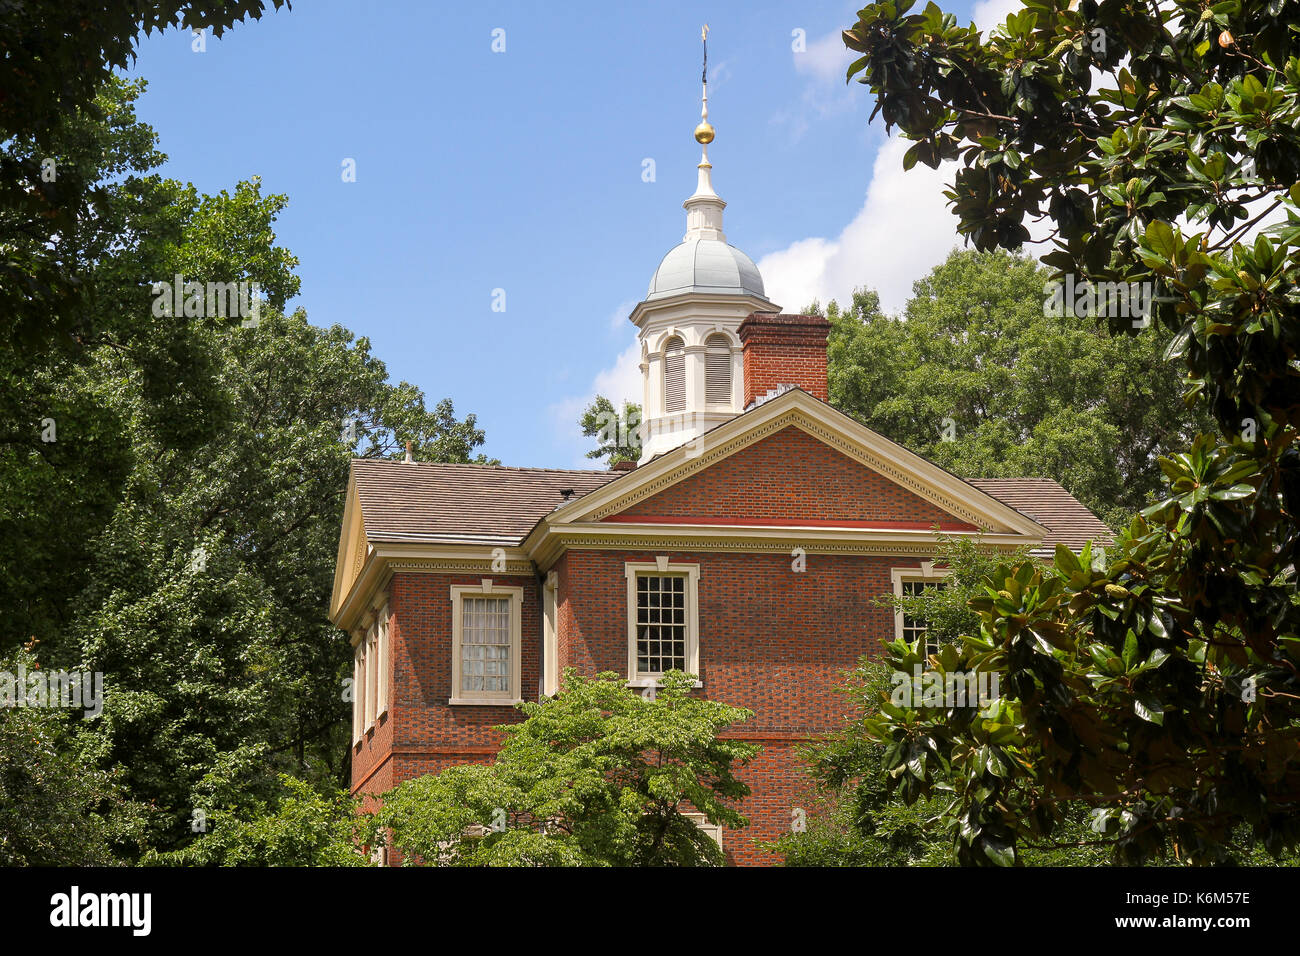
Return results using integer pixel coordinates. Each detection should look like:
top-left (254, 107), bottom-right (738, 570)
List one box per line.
top-left (737, 312), bottom-right (831, 407)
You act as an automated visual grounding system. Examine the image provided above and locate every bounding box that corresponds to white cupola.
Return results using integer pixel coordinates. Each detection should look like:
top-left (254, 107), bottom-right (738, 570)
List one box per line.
top-left (630, 30), bottom-right (781, 463)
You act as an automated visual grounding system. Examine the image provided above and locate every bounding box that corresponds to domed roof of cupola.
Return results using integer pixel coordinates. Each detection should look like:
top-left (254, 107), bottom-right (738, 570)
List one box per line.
top-left (639, 39), bottom-right (768, 306)
top-left (646, 238), bottom-right (766, 301)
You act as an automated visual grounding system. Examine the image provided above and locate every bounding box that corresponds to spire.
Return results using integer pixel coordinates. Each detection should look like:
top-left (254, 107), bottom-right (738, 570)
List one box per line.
top-left (684, 24), bottom-right (726, 242)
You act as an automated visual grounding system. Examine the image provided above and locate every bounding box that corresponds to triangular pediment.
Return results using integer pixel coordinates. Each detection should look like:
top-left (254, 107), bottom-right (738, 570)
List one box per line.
top-left (329, 468), bottom-right (371, 620)
top-left (551, 389), bottom-right (1046, 539)
top-left (603, 423), bottom-right (976, 529)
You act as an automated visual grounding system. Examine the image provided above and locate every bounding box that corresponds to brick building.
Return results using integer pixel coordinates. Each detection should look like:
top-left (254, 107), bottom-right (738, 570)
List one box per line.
top-left (328, 77), bottom-right (1112, 865)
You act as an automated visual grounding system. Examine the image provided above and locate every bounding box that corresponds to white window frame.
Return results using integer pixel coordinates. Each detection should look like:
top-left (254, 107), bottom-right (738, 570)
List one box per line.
top-left (890, 564), bottom-right (953, 657)
top-left (542, 571), bottom-right (559, 698)
top-left (376, 602), bottom-right (390, 719)
top-left (449, 580), bottom-right (524, 705)
top-left (624, 558), bottom-right (700, 687)
top-left (352, 638), bottom-right (365, 745)
top-left (682, 812), bottom-right (723, 851)
top-left (364, 621), bottom-right (378, 730)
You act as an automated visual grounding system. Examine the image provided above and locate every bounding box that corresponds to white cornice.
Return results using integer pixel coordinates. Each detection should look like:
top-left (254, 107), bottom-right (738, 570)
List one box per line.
top-left (526, 521), bottom-right (1033, 572)
top-left (331, 543), bottom-right (533, 632)
top-left (630, 291), bottom-right (780, 333)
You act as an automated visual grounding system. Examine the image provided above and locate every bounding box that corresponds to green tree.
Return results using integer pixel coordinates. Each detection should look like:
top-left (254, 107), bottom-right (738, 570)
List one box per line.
top-left (0, 77), bottom-right (488, 858)
top-left (1, 77), bottom-right (222, 656)
top-left (772, 537), bottom-right (1108, 867)
top-left (0, 648), bottom-right (145, 865)
top-left (145, 768), bottom-right (368, 867)
top-left (579, 395), bottom-right (641, 466)
top-left (843, 0), bottom-right (1300, 864)
top-left (1, 1), bottom-right (290, 350)
top-left (816, 249), bottom-right (1210, 529)
top-left (68, 304), bottom-right (486, 856)
top-left (369, 670), bottom-right (758, 866)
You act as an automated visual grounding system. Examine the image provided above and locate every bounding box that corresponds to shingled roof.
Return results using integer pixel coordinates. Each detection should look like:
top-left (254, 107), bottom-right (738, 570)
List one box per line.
top-left (350, 460), bottom-right (1113, 555)
top-left (351, 460), bottom-right (621, 546)
top-left (968, 478), bottom-right (1114, 556)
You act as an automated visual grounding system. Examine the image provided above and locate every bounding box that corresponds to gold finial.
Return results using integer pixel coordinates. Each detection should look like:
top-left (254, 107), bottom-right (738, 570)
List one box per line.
top-left (695, 25), bottom-right (715, 145)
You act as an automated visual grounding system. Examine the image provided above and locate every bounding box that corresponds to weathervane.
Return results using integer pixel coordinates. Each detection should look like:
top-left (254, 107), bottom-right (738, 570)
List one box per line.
top-left (696, 25), bottom-right (714, 147)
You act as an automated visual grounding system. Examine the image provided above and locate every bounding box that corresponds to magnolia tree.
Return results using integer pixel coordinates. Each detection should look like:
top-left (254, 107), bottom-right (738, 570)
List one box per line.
top-left (843, 0), bottom-right (1300, 864)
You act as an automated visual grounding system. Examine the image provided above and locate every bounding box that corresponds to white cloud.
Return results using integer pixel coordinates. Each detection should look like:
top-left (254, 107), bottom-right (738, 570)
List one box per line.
top-left (592, 338), bottom-right (642, 405)
top-left (972, 0), bottom-right (1023, 31)
top-left (793, 29), bottom-right (853, 84)
top-left (757, 137), bottom-right (964, 315)
top-left (607, 298), bottom-right (637, 333)
top-left (546, 337), bottom-right (642, 468)
top-left (772, 28), bottom-right (858, 143)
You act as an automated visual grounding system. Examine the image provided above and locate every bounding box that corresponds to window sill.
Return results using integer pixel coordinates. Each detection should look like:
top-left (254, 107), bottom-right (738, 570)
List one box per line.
top-left (626, 677), bottom-right (703, 690)
top-left (448, 697), bottom-right (523, 706)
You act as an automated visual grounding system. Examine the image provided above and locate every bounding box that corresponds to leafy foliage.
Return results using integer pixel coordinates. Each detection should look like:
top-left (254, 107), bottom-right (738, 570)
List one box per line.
top-left (369, 670), bottom-right (758, 866)
top-left (145, 770), bottom-right (368, 867)
top-left (579, 395), bottom-right (642, 466)
top-left (0, 648), bottom-right (145, 865)
top-left (844, 0), bottom-right (1300, 865)
top-left (773, 538), bottom-right (1109, 866)
top-left (2, 79), bottom-right (488, 859)
top-left (818, 249), bottom-right (1211, 529)
top-left (1, 1), bottom-right (289, 350)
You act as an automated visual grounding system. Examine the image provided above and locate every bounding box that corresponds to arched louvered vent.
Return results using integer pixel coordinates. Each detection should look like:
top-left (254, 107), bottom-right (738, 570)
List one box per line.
top-left (664, 337), bottom-right (686, 412)
top-left (705, 335), bottom-right (732, 405)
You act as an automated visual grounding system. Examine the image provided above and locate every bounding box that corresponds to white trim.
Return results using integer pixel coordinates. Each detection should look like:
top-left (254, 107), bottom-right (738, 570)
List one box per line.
top-left (364, 622), bottom-right (378, 730)
top-left (528, 521), bottom-right (1029, 573)
top-left (449, 583), bottom-right (524, 705)
top-left (683, 812), bottom-right (723, 850)
top-left (331, 543), bottom-right (532, 632)
top-left (376, 602), bottom-right (390, 718)
top-left (624, 560), bottom-right (700, 684)
top-left (352, 642), bottom-right (364, 745)
top-left (542, 571), bottom-right (559, 697)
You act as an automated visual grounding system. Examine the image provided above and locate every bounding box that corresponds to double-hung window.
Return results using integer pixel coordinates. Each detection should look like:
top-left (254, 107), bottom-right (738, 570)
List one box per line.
top-left (625, 560), bottom-right (699, 686)
top-left (352, 600), bottom-right (390, 744)
top-left (891, 567), bottom-right (951, 659)
top-left (450, 582), bottom-right (523, 705)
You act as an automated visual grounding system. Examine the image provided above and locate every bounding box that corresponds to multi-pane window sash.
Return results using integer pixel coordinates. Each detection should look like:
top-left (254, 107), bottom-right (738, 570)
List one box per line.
top-left (449, 584), bottom-right (522, 705)
top-left (900, 579), bottom-right (948, 658)
top-left (460, 596), bottom-right (512, 695)
top-left (635, 574), bottom-right (687, 675)
top-left (624, 562), bottom-right (699, 685)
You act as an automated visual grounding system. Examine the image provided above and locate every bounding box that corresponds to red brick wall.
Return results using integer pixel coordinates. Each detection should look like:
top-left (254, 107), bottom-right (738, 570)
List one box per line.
top-left (555, 547), bottom-right (927, 864)
top-left (350, 570), bottom-right (540, 800)
top-left (739, 312), bottom-right (831, 405)
top-left (615, 425), bottom-right (965, 526)
top-left (351, 518), bottom-right (945, 863)
top-left (353, 552), bottom-right (932, 865)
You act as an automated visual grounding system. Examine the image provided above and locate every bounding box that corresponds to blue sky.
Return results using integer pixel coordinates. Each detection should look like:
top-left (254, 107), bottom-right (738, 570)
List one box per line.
top-left (125, 0), bottom-right (1013, 468)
